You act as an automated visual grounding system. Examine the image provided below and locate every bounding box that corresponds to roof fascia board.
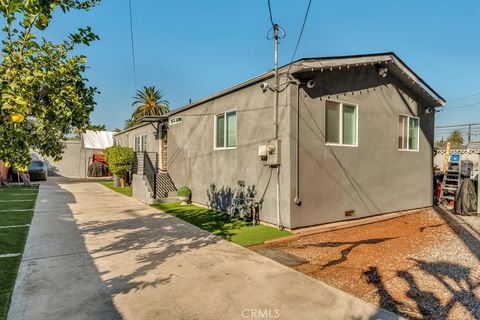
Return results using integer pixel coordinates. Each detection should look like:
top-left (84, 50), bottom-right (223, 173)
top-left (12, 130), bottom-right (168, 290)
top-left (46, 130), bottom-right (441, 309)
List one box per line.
top-left (166, 53), bottom-right (445, 117)
top-left (113, 122), bottom-right (149, 136)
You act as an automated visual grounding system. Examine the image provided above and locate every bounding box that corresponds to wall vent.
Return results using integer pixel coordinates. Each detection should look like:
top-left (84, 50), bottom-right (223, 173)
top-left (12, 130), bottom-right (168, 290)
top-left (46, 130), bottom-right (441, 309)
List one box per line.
top-left (169, 117), bottom-right (182, 125)
top-left (345, 210), bottom-right (356, 217)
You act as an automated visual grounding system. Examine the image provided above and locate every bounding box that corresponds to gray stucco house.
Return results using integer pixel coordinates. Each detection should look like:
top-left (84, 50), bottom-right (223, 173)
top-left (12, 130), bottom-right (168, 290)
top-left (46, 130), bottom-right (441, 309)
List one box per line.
top-left (113, 122), bottom-right (175, 201)
top-left (121, 53), bottom-right (445, 229)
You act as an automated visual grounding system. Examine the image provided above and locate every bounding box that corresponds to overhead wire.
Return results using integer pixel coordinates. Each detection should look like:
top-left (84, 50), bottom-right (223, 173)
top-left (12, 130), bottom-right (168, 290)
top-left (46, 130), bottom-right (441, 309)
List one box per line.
top-left (128, 0), bottom-right (138, 91)
top-left (286, 0), bottom-right (313, 75)
top-left (440, 101), bottom-right (480, 111)
top-left (267, 0), bottom-right (274, 26)
top-left (448, 92), bottom-right (480, 102)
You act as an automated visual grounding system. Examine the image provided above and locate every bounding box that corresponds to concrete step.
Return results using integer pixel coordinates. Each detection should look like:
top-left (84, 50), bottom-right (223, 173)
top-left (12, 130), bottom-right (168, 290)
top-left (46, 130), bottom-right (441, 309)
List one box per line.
top-left (167, 191), bottom-right (178, 197)
top-left (156, 197), bottom-right (181, 204)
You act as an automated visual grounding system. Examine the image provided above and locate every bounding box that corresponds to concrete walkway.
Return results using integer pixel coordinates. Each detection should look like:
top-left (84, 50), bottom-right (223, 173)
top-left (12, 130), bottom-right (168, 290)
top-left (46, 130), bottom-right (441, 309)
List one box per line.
top-left (8, 178), bottom-right (398, 320)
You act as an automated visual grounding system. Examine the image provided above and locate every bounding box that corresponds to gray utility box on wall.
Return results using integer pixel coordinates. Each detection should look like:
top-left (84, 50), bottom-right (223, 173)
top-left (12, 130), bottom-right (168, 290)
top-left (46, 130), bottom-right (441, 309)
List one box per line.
top-left (258, 139), bottom-right (281, 167)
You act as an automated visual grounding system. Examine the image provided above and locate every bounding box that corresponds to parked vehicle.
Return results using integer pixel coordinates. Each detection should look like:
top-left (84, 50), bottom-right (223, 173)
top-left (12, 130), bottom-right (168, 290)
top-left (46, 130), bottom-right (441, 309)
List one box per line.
top-left (28, 160), bottom-right (48, 181)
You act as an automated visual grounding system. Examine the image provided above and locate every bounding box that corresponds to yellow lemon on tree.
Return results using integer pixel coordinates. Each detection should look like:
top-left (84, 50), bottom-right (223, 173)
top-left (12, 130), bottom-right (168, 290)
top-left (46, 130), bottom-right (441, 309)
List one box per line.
top-left (11, 113), bottom-right (25, 123)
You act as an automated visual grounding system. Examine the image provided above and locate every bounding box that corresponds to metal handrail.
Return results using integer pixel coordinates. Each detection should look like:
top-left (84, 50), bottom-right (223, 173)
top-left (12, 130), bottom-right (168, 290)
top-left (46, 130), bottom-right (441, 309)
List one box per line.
top-left (143, 151), bottom-right (157, 198)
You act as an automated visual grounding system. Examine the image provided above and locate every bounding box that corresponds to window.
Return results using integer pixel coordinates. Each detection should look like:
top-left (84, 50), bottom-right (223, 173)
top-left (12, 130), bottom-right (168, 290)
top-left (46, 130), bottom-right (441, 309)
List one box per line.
top-left (398, 115), bottom-right (419, 151)
top-left (134, 135), bottom-right (147, 152)
top-left (325, 100), bottom-right (358, 146)
top-left (215, 111), bottom-right (237, 149)
top-left (169, 117), bottom-right (182, 125)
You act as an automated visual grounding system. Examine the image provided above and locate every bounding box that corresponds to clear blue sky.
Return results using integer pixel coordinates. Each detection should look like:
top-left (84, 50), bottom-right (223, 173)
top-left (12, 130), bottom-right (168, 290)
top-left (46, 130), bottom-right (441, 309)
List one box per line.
top-left (42, 0), bottom-right (480, 130)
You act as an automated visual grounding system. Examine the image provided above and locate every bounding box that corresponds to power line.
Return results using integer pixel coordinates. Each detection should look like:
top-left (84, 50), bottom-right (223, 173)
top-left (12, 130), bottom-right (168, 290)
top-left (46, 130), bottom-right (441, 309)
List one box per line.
top-left (436, 122), bottom-right (480, 129)
top-left (448, 92), bottom-right (480, 102)
top-left (267, 0), bottom-right (274, 26)
top-left (128, 0), bottom-right (137, 91)
top-left (287, 0), bottom-right (312, 73)
top-left (441, 101), bottom-right (480, 111)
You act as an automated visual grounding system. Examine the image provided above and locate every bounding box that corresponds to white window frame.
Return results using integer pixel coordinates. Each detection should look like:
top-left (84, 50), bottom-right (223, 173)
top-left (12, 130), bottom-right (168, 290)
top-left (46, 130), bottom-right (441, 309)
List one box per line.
top-left (214, 109), bottom-right (237, 150)
top-left (398, 114), bottom-right (420, 152)
top-left (169, 117), bottom-right (182, 125)
top-left (134, 134), bottom-right (147, 152)
top-left (324, 99), bottom-right (359, 147)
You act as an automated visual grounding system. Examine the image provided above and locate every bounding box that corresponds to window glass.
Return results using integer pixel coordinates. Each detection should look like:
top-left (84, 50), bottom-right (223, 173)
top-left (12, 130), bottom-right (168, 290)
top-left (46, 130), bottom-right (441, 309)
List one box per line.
top-left (141, 135), bottom-right (147, 152)
top-left (134, 137), bottom-right (140, 152)
top-left (342, 104), bottom-right (356, 145)
top-left (408, 117), bottom-right (419, 150)
top-left (398, 115), bottom-right (407, 149)
top-left (325, 101), bottom-right (340, 144)
top-left (216, 114), bottom-right (225, 148)
top-left (226, 112), bottom-right (237, 147)
top-left (398, 115), bottom-right (419, 151)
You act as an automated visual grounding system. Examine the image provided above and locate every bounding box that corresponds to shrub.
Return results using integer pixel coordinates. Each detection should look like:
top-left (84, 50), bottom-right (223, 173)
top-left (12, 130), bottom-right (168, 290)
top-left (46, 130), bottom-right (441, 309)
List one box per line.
top-left (177, 186), bottom-right (192, 199)
top-left (104, 146), bottom-right (134, 186)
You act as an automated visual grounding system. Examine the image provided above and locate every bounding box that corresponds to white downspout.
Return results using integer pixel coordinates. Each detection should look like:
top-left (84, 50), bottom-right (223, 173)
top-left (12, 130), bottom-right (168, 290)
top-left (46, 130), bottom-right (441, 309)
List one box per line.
top-left (276, 166), bottom-right (282, 229)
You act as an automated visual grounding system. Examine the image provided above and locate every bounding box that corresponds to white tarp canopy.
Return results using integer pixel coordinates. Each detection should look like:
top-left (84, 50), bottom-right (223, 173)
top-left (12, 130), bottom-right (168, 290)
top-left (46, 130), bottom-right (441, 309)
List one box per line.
top-left (82, 130), bottom-right (114, 150)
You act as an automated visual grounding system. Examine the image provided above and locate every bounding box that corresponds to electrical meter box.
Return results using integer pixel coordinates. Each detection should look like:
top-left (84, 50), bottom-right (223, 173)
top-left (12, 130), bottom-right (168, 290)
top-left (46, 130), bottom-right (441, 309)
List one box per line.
top-left (258, 139), bottom-right (280, 166)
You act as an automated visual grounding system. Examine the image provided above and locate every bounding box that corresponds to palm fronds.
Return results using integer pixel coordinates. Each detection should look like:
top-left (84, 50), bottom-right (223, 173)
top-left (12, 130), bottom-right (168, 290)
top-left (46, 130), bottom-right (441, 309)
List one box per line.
top-left (131, 86), bottom-right (169, 120)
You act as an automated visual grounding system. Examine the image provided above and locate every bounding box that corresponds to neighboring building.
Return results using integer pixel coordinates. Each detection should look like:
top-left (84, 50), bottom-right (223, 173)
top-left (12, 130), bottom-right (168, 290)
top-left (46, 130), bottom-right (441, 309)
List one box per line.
top-left (37, 131), bottom-right (114, 178)
top-left (114, 123), bottom-right (175, 202)
top-left (113, 123), bottom-right (165, 168)
top-left (156, 52), bottom-right (445, 229)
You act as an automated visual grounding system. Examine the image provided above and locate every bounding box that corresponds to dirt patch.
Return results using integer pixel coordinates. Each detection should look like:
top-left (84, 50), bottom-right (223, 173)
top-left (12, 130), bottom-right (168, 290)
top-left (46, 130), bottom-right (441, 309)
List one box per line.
top-left (251, 209), bottom-right (480, 319)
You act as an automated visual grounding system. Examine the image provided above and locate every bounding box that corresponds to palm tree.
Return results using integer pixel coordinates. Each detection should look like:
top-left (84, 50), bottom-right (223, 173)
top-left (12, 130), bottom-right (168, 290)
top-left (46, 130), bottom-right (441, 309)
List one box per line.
top-left (131, 86), bottom-right (169, 120)
top-left (434, 139), bottom-right (447, 150)
top-left (125, 118), bottom-right (138, 128)
top-left (447, 129), bottom-right (464, 148)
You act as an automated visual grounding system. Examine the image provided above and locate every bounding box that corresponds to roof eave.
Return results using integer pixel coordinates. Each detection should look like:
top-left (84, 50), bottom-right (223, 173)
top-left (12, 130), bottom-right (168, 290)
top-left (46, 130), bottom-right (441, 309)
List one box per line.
top-left (165, 53), bottom-right (445, 117)
top-left (289, 54), bottom-right (445, 107)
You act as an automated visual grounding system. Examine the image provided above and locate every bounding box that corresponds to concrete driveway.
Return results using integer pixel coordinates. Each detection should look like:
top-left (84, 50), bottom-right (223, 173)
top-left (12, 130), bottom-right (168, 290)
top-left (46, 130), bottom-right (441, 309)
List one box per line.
top-left (8, 178), bottom-right (397, 320)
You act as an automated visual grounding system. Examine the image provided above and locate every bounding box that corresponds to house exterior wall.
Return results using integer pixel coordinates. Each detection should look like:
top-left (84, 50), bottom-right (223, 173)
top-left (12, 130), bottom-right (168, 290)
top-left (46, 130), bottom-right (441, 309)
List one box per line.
top-left (114, 124), bottom-right (160, 154)
top-left (39, 141), bottom-right (94, 178)
top-left (167, 78), bottom-right (293, 227)
top-left (114, 124), bottom-right (165, 170)
top-left (289, 66), bottom-right (436, 228)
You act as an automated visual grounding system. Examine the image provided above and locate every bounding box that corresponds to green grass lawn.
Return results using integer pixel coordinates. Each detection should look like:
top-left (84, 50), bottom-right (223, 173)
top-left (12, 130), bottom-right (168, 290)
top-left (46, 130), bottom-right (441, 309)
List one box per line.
top-left (0, 257), bottom-right (21, 319)
top-left (0, 186), bottom-right (39, 320)
top-left (152, 202), bottom-right (291, 247)
top-left (0, 211), bottom-right (33, 227)
top-left (99, 181), bottom-right (132, 197)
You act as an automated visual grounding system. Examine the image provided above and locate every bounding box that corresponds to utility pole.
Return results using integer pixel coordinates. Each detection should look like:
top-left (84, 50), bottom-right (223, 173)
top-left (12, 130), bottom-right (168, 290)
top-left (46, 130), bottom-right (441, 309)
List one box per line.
top-left (468, 124), bottom-right (472, 144)
top-left (273, 23), bottom-right (279, 140)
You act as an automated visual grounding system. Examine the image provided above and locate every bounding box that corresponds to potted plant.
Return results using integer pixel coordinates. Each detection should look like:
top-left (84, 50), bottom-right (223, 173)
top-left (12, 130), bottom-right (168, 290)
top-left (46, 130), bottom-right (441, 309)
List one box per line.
top-left (177, 186), bottom-right (192, 204)
top-left (104, 145), bottom-right (134, 187)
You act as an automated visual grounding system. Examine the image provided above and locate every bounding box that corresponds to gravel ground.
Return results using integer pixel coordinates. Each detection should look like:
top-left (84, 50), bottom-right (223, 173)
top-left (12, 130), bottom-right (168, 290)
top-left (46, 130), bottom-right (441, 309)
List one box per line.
top-left (252, 209), bottom-right (480, 319)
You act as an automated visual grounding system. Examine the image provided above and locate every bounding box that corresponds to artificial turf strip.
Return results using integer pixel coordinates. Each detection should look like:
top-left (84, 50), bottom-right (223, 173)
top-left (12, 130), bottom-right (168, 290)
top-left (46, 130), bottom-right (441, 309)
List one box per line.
top-left (0, 256), bottom-right (22, 320)
top-left (0, 211), bottom-right (34, 227)
top-left (0, 186), bottom-right (39, 192)
top-left (0, 186), bottom-right (38, 320)
top-left (99, 181), bottom-right (132, 197)
top-left (152, 202), bottom-right (291, 247)
top-left (0, 201), bottom-right (36, 211)
top-left (0, 227), bottom-right (30, 255)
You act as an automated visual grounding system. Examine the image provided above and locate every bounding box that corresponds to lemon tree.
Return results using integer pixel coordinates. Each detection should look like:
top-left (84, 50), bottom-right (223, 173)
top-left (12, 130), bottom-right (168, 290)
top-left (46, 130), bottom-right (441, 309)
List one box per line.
top-left (0, 0), bottom-right (100, 167)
